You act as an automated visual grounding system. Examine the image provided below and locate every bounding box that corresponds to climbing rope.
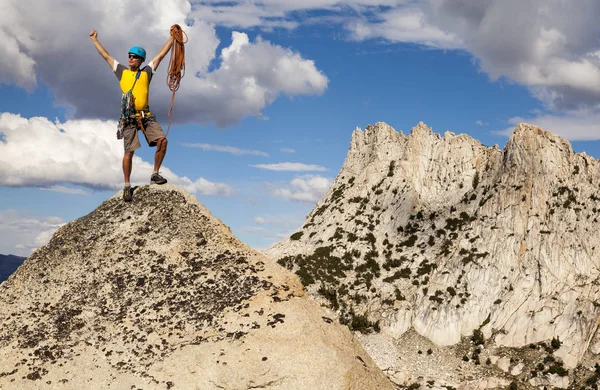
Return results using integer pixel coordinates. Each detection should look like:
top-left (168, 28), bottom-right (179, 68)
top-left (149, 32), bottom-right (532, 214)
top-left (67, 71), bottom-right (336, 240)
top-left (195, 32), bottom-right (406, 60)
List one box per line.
top-left (165, 24), bottom-right (187, 136)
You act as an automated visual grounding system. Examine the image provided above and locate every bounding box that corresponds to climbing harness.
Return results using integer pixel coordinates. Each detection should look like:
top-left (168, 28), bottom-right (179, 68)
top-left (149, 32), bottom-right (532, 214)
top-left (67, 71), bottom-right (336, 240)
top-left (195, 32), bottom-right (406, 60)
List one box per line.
top-left (165, 24), bottom-right (187, 136)
top-left (117, 70), bottom-right (142, 139)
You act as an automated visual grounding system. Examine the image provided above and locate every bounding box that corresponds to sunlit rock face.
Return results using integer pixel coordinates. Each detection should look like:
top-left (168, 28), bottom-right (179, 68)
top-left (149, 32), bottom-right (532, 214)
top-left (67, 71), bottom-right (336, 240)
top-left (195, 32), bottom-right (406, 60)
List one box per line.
top-left (266, 122), bottom-right (600, 388)
top-left (0, 184), bottom-right (392, 390)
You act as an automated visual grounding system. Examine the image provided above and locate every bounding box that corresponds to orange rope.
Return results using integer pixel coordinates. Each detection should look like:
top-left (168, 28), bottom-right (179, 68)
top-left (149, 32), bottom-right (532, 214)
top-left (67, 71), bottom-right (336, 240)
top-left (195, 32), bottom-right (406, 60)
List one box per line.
top-left (165, 24), bottom-right (187, 136)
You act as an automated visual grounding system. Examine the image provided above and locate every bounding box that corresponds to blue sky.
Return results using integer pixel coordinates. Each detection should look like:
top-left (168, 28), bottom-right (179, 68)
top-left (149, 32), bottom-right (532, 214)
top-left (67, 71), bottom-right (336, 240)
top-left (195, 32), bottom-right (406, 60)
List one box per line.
top-left (2, 1), bottom-right (600, 256)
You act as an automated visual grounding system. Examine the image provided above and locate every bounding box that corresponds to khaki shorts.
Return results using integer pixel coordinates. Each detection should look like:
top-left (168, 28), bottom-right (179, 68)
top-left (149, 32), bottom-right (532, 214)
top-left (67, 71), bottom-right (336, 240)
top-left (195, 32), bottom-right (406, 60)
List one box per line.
top-left (123, 114), bottom-right (166, 152)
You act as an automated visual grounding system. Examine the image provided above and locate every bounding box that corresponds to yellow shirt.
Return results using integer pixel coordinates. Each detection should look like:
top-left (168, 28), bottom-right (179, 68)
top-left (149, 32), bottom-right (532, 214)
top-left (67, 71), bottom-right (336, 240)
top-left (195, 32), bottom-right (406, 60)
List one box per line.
top-left (114, 61), bottom-right (155, 111)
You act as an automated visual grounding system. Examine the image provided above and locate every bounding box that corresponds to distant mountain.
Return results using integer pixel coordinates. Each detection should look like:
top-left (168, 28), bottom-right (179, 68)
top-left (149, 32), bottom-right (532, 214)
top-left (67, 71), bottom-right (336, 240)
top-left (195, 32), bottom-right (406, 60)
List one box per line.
top-left (266, 122), bottom-right (600, 388)
top-left (0, 254), bottom-right (26, 283)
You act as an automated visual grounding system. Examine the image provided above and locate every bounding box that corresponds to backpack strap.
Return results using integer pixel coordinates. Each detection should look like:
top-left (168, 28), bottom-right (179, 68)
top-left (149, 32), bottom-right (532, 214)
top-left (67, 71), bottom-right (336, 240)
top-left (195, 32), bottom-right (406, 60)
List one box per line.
top-left (129, 70), bottom-right (141, 93)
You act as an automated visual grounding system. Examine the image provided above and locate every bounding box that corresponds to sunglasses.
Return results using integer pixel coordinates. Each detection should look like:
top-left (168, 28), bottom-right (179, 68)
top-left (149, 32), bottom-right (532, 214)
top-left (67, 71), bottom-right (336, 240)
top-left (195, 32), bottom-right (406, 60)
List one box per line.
top-left (128, 54), bottom-right (142, 60)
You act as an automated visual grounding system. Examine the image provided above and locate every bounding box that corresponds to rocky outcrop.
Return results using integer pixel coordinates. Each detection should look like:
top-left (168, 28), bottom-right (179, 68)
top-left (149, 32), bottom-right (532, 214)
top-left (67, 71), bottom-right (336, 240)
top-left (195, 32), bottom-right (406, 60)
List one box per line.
top-left (0, 184), bottom-right (392, 390)
top-left (266, 122), bottom-right (600, 388)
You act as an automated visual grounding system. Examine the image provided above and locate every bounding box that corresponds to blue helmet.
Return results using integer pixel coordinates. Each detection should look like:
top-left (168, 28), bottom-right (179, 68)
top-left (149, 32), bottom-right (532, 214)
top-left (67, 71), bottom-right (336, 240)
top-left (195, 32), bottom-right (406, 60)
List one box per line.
top-left (128, 46), bottom-right (146, 61)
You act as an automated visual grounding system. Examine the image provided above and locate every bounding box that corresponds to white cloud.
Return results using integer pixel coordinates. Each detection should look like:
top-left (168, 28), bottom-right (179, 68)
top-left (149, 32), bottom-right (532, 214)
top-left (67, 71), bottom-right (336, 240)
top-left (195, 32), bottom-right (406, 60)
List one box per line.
top-left (178, 177), bottom-right (234, 196)
top-left (340, 1), bottom-right (600, 114)
top-left (187, 1), bottom-right (462, 50)
top-left (495, 112), bottom-right (600, 141)
top-left (253, 214), bottom-right (303, 227)
top-left (240, 226), bottom-right (268, 233)
top-left (0, 23), bottom-right (36, 89)
top-left (475, 120), bottom-right (488, 126)
top-left (183, 142), bottom-right (269, 156)
top-left (0, 210), bottom-right (64, 256)
top-left (0, 0), bottom-right (328, 127)
top-left (34, 229), bottom-right (57, 248)
top-left (190, 1), bottom-right (600, 119)
top-left (274, 231), bottom-right (291, 239)
top-left (422, 0), bottom-right (600, 113)
top-left (238, 212), bottom-right (308, 249)
top-left (251, 162), bottom-right (327, 171)
top-left (347, 6), bottom-right (462, 49)
top-left (0, 112), bottom-right (232, 194)
top-left (271, 175), bottom-right (332, 202)
top-left (201, 1), bottom-right (600, 119)
top-left (178, 32), bottom-right (328, 127)
top-left (280, 148), bottom-right (296, 153)
top-left (189, 1), bottom-right (409, 30)
top-left (4, 1), bottom-right (600, 129)
top-left (40, 186), bottom-right (91, 195)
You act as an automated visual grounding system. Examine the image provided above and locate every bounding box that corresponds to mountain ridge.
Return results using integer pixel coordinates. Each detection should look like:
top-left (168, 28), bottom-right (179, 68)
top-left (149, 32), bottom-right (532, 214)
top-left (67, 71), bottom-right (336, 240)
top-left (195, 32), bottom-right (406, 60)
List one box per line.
top-left (266, 121), bottom-right (600, 388)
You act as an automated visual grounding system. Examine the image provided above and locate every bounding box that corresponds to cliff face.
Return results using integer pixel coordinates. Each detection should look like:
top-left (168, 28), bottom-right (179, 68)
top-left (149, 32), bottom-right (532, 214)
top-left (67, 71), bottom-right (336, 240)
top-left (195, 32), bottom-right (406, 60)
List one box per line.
top-left (266, 122), bottom-right (600, 388)
top-left (0, 184), bottom-right (391, 390)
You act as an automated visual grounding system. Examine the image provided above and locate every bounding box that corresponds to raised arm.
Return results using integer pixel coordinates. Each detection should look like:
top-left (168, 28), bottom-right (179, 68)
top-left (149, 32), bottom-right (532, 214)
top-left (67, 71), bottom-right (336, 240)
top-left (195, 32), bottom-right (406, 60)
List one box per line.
top-left (89, 30), bottom-right (115, 69)
top-left (150, 36), bottom-right (174, 71)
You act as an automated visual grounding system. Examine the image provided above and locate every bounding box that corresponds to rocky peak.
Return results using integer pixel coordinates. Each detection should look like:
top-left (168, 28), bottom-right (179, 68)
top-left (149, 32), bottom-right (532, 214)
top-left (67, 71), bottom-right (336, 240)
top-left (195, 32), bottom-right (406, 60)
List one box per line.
top-left (349, 122), bottom-right (401, 159)
top-left (503, 123), bottom-right (575, 169)
top-left (266, 122), bottom-right (600, 388)
top-left (409, 121), bottom-right (433, 136)
top-left (0, 184), bottom-right (391, 389)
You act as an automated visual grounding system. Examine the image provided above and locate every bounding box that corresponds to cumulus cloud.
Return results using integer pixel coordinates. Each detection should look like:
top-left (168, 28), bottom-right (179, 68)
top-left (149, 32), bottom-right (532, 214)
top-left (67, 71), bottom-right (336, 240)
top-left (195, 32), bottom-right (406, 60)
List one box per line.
top-left (271, 175), bottom-right (332, 202)
top-left (251, 162), bottom-right (327, 171)
top-left (178, 177), bottom-right (234, 196)
top-left (177, 32), bottom-right (328, 127)
top-left (343, 1), bottom-right (600, 115)
top-left (495, 112), bottom-right (600, 141)
top-left (4, 1), bottom-right (600, 133)
top-left (0, 210), bottom-right (64, 256)
top-left (423, 0), bottom-right (600, 113)
top-left (0, 113), bottom-right (232, 195)
top-left (183, 142), bottom-right (269, 156)
top-left (40, 186), bottom-right (91, 195)
top-left (190, 1), bottom-right (409, 29)
top-left (188, 1), bottom-right (600, 124)
top-left (346, 6), bottom-right (462, 48)
top-left (0, 0), bottom-right (328, 127)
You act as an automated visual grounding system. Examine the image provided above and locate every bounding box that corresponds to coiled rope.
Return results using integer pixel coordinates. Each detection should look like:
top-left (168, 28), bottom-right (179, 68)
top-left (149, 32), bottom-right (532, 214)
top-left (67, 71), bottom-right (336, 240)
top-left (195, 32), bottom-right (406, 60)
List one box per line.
top-left (165, 24), bottom-right (187, 136)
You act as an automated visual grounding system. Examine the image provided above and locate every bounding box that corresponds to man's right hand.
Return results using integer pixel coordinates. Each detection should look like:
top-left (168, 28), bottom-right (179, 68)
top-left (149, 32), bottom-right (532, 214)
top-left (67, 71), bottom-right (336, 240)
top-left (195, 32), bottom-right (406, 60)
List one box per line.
top-left (89, 30), bottom-right (114, 68)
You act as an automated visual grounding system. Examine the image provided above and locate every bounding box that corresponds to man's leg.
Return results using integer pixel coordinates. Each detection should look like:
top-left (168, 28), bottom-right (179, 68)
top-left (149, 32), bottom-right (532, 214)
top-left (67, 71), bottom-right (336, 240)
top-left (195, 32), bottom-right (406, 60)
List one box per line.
top-left (150, 137), bottom-right (168, 184)
top-left (153, 137), bottom-right (168, 173)
top-left (123, 151), bottom-right (135, 184)
top-left (122, 150), bottom-right (135, 202)
top-left (143, 116), bottom-right (168, 185)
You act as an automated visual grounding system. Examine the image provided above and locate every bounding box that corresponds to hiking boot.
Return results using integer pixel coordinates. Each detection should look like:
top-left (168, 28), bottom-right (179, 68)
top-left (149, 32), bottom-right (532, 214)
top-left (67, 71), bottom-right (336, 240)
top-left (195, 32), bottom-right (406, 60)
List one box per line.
top-left (151, 172), bottom-right (167, 185)
top-left (123, 186), bottom-right (133, 202)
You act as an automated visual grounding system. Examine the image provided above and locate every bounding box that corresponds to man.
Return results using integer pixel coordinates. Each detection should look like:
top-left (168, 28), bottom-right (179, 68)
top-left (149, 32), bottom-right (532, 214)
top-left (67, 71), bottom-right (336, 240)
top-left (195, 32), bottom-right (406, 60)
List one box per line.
top-left (89, 30), bottom-right (173, 201)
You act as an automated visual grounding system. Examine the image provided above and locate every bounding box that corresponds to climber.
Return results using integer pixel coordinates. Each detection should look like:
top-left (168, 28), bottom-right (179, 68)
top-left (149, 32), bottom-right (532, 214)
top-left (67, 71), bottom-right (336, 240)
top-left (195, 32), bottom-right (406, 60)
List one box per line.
top-left (89, 30), bottom-right (173, 202)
